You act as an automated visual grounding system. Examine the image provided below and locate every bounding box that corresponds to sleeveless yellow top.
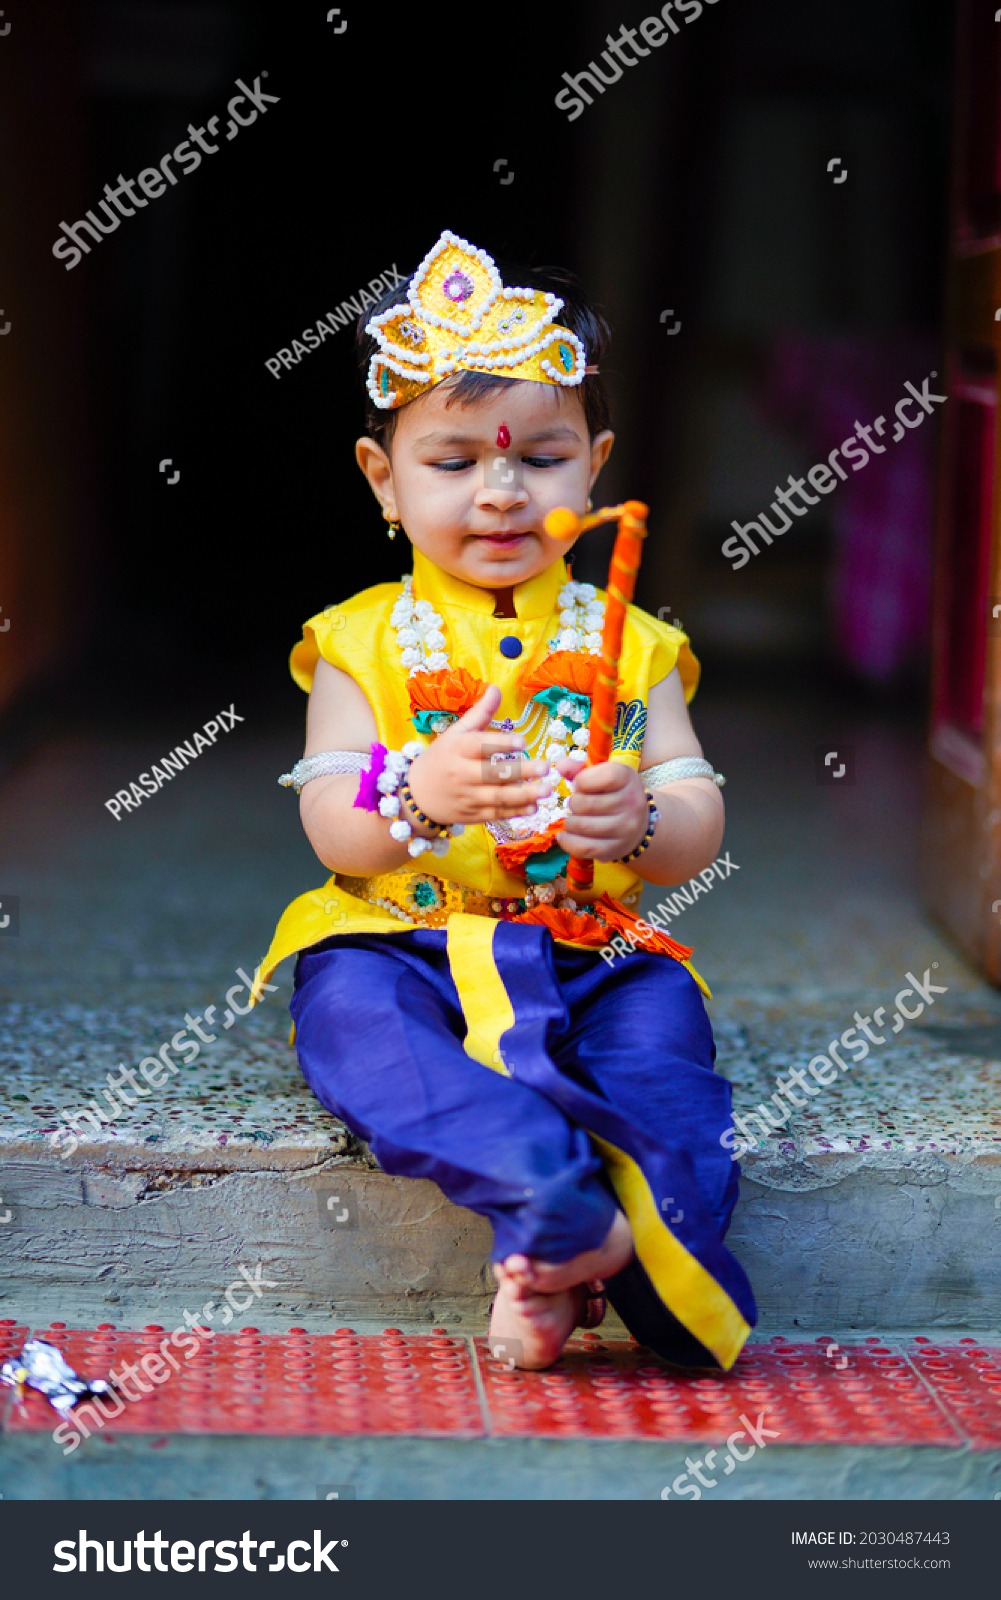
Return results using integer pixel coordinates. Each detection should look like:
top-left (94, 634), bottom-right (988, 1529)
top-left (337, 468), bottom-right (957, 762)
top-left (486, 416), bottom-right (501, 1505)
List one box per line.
top-left (254, 549), bottom-right (699, 996)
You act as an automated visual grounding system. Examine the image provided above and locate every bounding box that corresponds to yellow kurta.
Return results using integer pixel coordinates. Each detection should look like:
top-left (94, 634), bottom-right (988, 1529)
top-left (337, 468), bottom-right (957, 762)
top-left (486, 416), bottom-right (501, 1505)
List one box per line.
top-left (253, 549), bottom-right (700, 1001)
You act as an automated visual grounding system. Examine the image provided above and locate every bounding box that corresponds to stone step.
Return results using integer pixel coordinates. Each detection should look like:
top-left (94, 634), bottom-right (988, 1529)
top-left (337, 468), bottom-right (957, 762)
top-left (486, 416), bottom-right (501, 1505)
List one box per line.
top-left (2, 1428), bottom-right (997, 1501)
top-left (3, 986), bottom-right (1000, 1335)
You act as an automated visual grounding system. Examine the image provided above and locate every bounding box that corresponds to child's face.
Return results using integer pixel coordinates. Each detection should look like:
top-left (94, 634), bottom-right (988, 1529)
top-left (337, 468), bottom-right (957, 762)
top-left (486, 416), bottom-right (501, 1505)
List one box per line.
top-left (356, 379), bottom-right (613, 590)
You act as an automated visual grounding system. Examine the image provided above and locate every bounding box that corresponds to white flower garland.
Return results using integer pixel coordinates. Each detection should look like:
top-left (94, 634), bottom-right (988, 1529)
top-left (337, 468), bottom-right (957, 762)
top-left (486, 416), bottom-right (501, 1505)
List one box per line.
top-left (374, 741), bottom-right (463, 859)
top-left (389, 574), bottom-right (605, 843)
top-left (552, 580), bottom-right (605, 655)
top-left (390, 578), bottom-right (450, 675)
top-left (390, 575), bottom-right (604, 681)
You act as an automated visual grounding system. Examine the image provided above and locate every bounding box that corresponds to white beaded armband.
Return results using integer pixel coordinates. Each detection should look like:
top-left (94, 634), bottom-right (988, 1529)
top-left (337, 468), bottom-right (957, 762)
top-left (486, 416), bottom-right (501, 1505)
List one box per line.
top-left (278, 751), bottom-right (368, 792)
top-left (639, 757), bottom-right (726, 789)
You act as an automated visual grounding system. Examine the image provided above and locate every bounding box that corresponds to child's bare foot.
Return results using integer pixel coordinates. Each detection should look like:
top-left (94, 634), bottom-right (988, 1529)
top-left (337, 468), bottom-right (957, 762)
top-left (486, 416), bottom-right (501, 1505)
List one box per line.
top-left (500, 1209), bottom-right (634, 1296)
top-left (488, 1264), bottom-right (582, 1370)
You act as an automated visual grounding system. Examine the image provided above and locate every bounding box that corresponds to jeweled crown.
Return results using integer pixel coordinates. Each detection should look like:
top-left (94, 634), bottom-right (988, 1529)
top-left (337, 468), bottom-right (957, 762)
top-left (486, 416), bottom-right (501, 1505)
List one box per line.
top-left (364, 229), bottom-right (587, 411)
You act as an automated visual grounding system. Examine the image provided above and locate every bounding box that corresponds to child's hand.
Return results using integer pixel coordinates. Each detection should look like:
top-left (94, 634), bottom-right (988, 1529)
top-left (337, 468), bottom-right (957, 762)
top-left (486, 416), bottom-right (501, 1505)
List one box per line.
top-left (406, 686), bottom-right (555, 826)
top-left (551, 754), bottom-right (649, 862)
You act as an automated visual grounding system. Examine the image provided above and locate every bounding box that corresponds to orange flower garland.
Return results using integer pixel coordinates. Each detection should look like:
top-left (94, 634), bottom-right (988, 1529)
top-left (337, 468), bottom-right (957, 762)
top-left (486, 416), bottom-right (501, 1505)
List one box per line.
top-left (510, 905), bottom-right (611, 945)
top-left (405, 650), bottom-right (627, 885)
top-left (408, 666), bottom-right (487, 718)
top-left (520, 651), bottom-right (613, 699)
top-left (493, 816), bottom-right (568, 875)
top-left (510, 893), bottom-right (694, 962)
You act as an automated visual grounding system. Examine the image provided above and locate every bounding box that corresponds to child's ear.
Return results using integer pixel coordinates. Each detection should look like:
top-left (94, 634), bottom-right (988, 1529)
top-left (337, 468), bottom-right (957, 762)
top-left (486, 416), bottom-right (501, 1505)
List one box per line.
top-left (589, 429), bottom-right (614, 488)
top-left (356, 435), bottom-right (395, 514)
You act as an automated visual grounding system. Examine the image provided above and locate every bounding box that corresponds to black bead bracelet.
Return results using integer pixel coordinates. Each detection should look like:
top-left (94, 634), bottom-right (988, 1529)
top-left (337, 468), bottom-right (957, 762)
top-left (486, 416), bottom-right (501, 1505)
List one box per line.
top-left (618, 788), bottom-right (660, 863)
top-left (399, 781), bottom-right (451, 837)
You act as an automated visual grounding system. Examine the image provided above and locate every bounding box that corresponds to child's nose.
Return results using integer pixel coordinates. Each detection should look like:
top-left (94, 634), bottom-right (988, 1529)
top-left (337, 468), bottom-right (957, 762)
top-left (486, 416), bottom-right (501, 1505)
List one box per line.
top-left (479, 454), bottom-right (528, 503)
top-left (476, 485), bottom-right (527, 509)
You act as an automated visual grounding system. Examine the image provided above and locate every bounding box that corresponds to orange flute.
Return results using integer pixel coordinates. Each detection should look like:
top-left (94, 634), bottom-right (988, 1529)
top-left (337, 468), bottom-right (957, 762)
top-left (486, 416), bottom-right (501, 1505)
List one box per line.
top-left (543, 499), bottom-right (650, 894)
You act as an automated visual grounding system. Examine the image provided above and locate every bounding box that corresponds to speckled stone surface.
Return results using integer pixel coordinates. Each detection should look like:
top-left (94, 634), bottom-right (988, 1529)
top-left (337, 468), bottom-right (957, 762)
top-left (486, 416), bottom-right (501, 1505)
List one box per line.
top-left (1, 695), bottom-right (998, 1170)
top-left (5, 989), bottom-right (1001, 1177)
top-left (0, 992), bottom-right (359, 1167)
top-left (713, 1004), bottom-right (1001, 1172)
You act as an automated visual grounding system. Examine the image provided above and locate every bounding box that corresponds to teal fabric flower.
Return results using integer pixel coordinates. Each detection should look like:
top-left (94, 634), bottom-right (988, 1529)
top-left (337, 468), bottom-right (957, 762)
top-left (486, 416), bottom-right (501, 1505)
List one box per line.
top-left (411, 709), bottom-right (456, 736)
top-left (530, 686), bottom-right (590, 722)
top-left (524, 844), bottom-right (570, 884)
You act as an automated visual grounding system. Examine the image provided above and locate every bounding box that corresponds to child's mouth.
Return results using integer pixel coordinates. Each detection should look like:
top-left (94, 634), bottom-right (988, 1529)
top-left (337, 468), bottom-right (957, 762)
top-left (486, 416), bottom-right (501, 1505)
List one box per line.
top-left (476, 530), bottom-right (530, 546)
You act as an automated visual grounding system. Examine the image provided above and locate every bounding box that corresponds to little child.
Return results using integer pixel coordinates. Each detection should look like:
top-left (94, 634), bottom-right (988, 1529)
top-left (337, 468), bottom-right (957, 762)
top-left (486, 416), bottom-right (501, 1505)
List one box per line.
top-left (255, 230), bottom-right (756, 1370)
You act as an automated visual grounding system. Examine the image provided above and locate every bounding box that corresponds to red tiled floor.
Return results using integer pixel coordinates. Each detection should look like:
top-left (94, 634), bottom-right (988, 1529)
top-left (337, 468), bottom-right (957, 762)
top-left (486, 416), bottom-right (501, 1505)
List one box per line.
top-left (1, 1323), bottom-right (483, 1437)
top-left (474, 1333), bottom-right (964, 1446)
top-left (0, 1323), bottom-right (29, 1357)
top-left (2, 1321), bottom-right (999, 1447)
top-left (906, 1336), bottom-right (1001, 1448)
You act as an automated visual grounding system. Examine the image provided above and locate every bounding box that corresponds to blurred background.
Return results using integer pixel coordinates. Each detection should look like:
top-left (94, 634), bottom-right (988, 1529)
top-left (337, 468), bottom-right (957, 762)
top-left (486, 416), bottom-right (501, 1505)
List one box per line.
top-left (0, 0), bottom-right (954, 731)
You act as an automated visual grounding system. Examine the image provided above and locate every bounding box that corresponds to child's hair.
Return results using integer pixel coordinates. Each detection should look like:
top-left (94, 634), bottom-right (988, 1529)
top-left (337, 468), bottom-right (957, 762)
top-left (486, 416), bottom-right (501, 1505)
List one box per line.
top-left (355, 255), bottom-right (612, 453)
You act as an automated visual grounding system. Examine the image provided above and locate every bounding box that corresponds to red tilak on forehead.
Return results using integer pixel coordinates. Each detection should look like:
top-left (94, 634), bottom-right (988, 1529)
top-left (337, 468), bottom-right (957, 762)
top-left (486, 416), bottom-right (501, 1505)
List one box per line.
top-left (496, 423), bottom-right (511, 449)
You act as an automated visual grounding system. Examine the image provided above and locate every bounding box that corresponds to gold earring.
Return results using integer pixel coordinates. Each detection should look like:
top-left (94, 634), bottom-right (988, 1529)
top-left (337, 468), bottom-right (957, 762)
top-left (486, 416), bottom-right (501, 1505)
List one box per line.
top-left (586, 497), bottom-right (593, 511)
top-left (384, 510), bottom-right (401, 540)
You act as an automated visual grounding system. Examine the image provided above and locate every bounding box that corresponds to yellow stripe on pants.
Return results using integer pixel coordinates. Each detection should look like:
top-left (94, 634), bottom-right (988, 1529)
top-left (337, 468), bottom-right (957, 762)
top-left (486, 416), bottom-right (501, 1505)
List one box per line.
top-left (446, 911), bottom-right (751, 1370)
top-left (590, 1133), bottom-right (751, 1371)
top-left (446, 913), bottom-right (515, 1075)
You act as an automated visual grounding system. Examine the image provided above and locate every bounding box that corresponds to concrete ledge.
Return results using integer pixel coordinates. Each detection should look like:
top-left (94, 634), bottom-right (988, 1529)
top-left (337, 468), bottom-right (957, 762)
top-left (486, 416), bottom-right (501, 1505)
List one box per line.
top-left (4, 1151), bottom-right (1000, 1331)
top-left (0, 1157), bottom-right (495, 1327)
top-left (0, 1430), bottom-right (998, 1501)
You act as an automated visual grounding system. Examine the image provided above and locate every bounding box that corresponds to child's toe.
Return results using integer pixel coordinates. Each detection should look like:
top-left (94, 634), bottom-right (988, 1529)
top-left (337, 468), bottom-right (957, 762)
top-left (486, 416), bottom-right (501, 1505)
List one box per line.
top-left (503, 1253), bottom-right (531, 1276)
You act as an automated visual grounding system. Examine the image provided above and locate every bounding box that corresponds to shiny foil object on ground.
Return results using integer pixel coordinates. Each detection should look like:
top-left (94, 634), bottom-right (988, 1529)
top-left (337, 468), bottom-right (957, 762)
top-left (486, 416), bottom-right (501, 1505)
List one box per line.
top-left (0, 1338), bottom-right (116, 1416)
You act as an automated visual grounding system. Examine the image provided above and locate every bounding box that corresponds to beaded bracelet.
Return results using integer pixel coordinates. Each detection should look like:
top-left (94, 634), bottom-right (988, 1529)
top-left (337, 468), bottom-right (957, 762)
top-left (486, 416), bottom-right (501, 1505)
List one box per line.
top-left (279, 750), bottom-right (368, 792)
top-left (399, 780), bottom-right (451, 838)
top-left (354, 740), bottom-right (464, 859)
top-left (618, 787), bottom-right (660, 863)
top-left (639, 756), bottom-right (725, 789)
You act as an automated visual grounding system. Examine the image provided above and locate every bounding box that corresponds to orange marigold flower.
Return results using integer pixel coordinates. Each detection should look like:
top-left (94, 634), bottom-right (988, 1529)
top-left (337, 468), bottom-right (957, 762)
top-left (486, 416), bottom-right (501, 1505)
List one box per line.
top-left (594, 893), bottom-right (693, 960)
top-left (520, 652), bottom-right (616, 699)
top-left (494, 817), bottom-right (567, 874)
top-left (510, 905), bottom-right (611, 945)
top-left (408, 667), bottom-right (488, 715)
top-left (511, 895), bottom-right (693, 960)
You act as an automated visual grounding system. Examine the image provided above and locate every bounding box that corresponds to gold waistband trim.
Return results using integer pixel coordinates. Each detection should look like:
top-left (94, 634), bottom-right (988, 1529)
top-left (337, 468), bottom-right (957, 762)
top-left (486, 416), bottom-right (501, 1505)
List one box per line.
top-left (335, 870), bottom-right (498, 929)
top-left (334, 870), bottom-right (642, 931)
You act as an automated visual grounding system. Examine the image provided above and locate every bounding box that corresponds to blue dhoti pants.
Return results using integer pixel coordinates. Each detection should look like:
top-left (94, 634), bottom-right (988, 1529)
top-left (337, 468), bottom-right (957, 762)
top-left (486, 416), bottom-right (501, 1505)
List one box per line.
top-left (291, 918), bottom-right (756, 1369)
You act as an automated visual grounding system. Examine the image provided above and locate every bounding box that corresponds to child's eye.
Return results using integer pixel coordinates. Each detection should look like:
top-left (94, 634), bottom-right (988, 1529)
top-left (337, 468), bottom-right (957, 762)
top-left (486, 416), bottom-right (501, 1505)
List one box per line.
top-left (430, 459), bottom-right (475, 473)
top-left (523, 456), bottom-right (567, 469)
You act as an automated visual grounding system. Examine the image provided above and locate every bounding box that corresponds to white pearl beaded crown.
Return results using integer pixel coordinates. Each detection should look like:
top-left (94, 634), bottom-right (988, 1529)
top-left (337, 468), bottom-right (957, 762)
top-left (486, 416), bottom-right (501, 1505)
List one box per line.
top-left (365, 230), bottom-right (587, 410)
